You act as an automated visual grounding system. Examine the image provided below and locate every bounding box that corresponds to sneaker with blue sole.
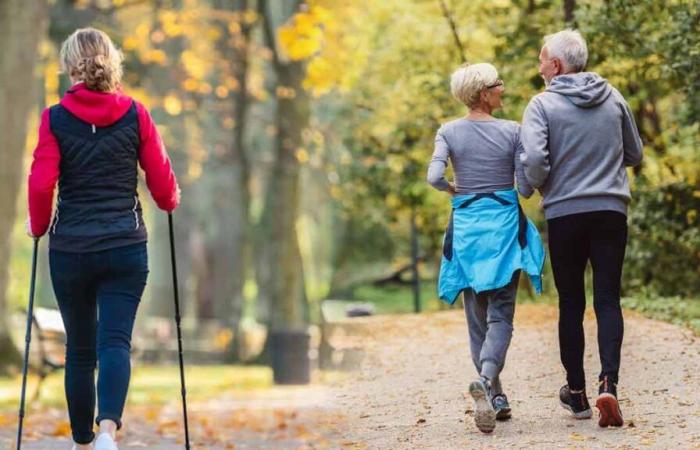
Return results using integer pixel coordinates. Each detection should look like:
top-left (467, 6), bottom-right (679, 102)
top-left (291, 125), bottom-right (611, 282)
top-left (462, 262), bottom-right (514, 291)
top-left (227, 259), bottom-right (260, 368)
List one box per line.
top-left (492, 393), bottom-right (512, 421)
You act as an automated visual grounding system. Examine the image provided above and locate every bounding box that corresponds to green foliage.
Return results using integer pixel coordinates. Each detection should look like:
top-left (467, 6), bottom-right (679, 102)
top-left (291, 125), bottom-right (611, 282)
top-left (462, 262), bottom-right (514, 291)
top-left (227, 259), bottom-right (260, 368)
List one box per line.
top-left (622, 296), bottom-right (700, 335)
top-left (625, 182), bottom-right (700, 297)
top-left (579, 0), bottom-right (699, 178)
top-left (311, 0), bottom-right (699, 300)
top-left (664, 2), bottom-right (700, 123)
top-left (489, 0), bottom-right (561, 117)
top-left (580, 0), bottom-right (699, 125)
top-left (317, 1), bottom-right (508, 265)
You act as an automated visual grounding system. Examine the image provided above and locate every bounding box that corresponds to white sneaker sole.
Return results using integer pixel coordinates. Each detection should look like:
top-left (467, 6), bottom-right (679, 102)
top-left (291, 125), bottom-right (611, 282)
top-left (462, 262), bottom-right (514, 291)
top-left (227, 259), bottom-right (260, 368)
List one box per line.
top-left (94, 433), bottom-right (118, 450)
top-left (560, 400), bottom-right (593, 419)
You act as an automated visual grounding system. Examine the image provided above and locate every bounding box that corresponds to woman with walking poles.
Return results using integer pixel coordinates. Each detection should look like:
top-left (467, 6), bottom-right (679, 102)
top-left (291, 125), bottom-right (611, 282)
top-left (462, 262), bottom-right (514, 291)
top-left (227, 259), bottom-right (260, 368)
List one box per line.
top-left (25, 27), bottom-right (180, 450)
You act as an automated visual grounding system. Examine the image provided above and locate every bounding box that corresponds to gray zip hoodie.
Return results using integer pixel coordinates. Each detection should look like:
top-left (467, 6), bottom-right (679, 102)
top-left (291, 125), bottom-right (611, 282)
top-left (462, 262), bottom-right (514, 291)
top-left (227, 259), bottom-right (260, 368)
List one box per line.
top-left (520, 72), bottom-right (643, 220)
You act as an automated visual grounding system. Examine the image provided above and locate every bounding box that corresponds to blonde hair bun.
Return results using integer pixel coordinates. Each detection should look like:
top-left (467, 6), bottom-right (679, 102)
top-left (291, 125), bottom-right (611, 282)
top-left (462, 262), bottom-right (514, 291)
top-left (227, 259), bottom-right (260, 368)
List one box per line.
top-left (76, 55), bottom-right (114, 92)
top-left (60, 27), bottom-right (123, 92)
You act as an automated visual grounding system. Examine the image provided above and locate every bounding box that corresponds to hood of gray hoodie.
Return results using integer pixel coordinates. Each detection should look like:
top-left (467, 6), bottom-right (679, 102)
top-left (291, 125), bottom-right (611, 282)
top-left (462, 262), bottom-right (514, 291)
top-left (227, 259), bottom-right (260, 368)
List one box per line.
top-left (520, 71), bottom-right (644, 220)
top-left (546, 72), bottom-right (612, 108)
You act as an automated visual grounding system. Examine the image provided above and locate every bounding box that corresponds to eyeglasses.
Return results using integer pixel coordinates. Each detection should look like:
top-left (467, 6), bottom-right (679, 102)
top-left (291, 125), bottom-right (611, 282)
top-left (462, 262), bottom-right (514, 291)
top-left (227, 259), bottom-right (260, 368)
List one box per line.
top-left (486, 80), bottom-right (504, 89)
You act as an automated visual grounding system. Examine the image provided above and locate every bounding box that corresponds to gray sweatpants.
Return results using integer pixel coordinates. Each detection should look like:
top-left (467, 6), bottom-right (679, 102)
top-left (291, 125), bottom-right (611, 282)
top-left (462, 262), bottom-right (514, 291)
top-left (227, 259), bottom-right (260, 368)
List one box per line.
top-left (462, 271), bottom-right (520, 395)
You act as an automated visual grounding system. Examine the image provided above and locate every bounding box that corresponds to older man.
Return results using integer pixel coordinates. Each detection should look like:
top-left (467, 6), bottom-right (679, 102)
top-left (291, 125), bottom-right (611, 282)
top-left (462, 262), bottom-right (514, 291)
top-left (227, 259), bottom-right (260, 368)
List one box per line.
top-left (520, 29), bottom-right (643, 428)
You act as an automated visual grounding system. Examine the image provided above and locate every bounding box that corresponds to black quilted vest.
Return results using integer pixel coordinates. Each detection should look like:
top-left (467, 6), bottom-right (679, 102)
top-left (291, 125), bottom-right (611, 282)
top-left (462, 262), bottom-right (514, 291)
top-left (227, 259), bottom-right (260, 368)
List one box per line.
top-left (48, 101), bottom-right (148, 252)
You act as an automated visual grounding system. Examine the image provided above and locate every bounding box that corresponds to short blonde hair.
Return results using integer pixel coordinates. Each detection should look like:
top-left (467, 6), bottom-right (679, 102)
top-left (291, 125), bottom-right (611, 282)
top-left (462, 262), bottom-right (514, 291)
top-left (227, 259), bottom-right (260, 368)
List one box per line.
top-left (450, 63), bottom-right (499, 108)
top-left (59, 27), bottom-right (124, 92)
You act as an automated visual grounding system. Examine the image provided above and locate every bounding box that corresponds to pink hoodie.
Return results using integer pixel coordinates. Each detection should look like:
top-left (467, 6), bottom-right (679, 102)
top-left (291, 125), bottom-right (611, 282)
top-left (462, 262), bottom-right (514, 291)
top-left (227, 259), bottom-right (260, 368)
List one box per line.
top-left (28, 83), bottom-right (179, 237)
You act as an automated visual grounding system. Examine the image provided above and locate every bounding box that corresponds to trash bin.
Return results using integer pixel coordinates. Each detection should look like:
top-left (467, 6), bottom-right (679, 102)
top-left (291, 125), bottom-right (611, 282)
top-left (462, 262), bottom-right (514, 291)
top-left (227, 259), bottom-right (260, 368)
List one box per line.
top-left (270, 329), bottom-right (311, 385)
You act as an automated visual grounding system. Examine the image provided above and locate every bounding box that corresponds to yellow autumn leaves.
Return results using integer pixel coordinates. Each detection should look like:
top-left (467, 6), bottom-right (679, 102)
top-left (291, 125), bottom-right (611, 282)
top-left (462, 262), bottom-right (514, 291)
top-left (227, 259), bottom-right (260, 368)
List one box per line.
top-left (277, 6), bottom-right (330, 61)
top-left (277, 3), bottom-right (361, 96)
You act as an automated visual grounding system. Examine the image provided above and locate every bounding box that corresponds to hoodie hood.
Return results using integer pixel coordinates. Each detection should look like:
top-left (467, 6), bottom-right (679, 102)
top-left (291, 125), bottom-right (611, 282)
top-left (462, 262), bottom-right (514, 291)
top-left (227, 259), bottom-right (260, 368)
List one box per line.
top-left (546, 72), bottom-right (612, 108)
top-left (60, 83), bottom-right (133, 127)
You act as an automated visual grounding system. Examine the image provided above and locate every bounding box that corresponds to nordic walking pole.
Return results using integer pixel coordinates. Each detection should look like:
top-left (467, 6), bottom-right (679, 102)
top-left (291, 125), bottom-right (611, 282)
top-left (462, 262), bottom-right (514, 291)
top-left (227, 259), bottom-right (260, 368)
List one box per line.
top-left (16, 237), bottom-right (40, 450)
top-left (168, 213), bottom-right (190, 450)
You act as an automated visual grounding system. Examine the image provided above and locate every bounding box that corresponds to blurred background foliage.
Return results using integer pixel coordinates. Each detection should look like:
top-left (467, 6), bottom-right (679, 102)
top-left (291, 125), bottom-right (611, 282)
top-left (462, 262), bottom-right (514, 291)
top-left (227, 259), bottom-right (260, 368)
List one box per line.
top-left (0, 0), bottom-right (698, 375)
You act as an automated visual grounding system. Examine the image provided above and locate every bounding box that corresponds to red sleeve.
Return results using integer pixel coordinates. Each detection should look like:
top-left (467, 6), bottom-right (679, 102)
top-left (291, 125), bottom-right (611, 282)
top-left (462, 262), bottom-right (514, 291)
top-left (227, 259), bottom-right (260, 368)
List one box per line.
top-left (136, 102), bottom-right (180, 212)
top-left (28, 108), bottom-right (61, 237)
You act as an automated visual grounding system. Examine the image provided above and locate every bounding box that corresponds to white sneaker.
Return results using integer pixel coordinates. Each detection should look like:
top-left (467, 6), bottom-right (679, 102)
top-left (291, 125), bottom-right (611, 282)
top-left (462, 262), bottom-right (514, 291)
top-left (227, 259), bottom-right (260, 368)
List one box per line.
top-left (93, 433), bottom-right (118, 450)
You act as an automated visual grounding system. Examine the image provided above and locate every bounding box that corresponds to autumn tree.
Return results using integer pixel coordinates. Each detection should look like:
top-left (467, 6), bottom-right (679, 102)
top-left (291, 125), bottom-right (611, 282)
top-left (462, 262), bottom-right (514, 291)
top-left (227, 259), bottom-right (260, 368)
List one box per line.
top-left (0, 0), bottom-right (47, 373)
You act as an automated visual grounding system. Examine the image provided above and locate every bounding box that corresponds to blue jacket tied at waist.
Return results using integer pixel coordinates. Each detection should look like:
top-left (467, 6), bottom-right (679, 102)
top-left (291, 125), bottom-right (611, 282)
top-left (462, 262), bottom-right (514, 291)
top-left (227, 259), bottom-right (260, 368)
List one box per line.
top-left (438, 189), bottom-right (545, 304)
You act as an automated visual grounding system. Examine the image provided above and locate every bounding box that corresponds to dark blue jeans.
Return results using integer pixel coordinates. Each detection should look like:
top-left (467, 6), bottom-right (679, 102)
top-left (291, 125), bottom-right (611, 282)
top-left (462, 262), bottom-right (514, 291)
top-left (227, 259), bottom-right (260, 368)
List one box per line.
top-left (49, 242), bottom-right (148, 444)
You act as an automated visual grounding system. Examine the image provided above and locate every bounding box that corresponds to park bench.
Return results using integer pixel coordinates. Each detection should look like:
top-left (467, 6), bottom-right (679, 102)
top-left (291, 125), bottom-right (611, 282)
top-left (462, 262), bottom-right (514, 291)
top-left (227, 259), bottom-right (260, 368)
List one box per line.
top-left (132, 316), bottom-right (245, 363)
top-left (10, 307), bottom-right (67, 402)
top-left (319, 299), bottom-right (374, 370)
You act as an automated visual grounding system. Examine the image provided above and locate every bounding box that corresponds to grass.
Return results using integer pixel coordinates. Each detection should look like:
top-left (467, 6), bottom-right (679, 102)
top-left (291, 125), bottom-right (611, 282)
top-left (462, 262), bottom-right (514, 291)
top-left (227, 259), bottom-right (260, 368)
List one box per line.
top-left (346, 279), bottom-right (700, 336)
top-left (0, 364), bottom-right (272, 412)
top-left (347, 277), bottom-right (557, 315)
top-left (349, 280), bottom-right (446, 315)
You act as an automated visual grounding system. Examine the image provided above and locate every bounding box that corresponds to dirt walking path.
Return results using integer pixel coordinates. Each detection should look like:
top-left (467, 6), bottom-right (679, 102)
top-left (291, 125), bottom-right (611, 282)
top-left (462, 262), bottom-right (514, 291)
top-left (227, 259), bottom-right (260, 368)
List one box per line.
top-left (3, 303), bottom-right (699, 449)
top-left (0, 387), bottom-right (343, 449)
top-left (334, 304), bottom-right (700, 449)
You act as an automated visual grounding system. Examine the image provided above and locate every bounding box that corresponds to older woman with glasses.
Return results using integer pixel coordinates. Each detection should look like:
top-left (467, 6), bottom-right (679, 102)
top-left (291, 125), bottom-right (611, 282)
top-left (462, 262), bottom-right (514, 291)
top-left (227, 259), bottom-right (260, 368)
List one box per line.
top-left (427, 63), bottom-right (545, 434)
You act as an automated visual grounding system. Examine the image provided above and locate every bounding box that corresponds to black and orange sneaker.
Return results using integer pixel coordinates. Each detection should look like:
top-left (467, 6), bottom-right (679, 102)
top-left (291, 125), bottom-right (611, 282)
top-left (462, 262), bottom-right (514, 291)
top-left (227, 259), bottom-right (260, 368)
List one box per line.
top-left (596, 376), bottom-right (623, 427)
top-left (559, 385), bottom-right (592, 419)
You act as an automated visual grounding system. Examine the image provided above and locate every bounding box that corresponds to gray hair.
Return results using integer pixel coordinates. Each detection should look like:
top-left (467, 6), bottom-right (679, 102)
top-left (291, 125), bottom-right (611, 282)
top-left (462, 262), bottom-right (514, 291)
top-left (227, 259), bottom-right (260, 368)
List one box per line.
top-left (450, 63), bottom-right (499, 108)
top-left (543, 29), bottom-right (588, 73)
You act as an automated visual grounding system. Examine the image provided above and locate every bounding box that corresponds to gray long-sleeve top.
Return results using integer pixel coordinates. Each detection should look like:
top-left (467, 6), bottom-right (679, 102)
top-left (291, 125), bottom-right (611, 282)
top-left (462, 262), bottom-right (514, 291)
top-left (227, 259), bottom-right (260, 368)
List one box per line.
top-left (520, 72), bottom-right (643, 219)
top-left (427, 118), bottom-right (534, 198)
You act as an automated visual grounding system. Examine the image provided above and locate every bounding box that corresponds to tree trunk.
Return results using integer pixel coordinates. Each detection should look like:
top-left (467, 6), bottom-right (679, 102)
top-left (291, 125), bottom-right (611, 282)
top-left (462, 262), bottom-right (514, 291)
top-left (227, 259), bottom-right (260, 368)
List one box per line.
top-left (0, 0), bottom-right (47, 374)
top-left (438, 0), bottom-right (467, 63)
top-left (261, 60), bottom-right (310, 332)
top-left (564, 0), bottom-right (576, 24)
top-left (191, 226), bottom-right (215, 319)
top-left (255, 1), bottom-right (311, 377)
top-left (205, 0), bottom-right (255, 361)
top-left (410, 207), bottom-right (421, 313)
